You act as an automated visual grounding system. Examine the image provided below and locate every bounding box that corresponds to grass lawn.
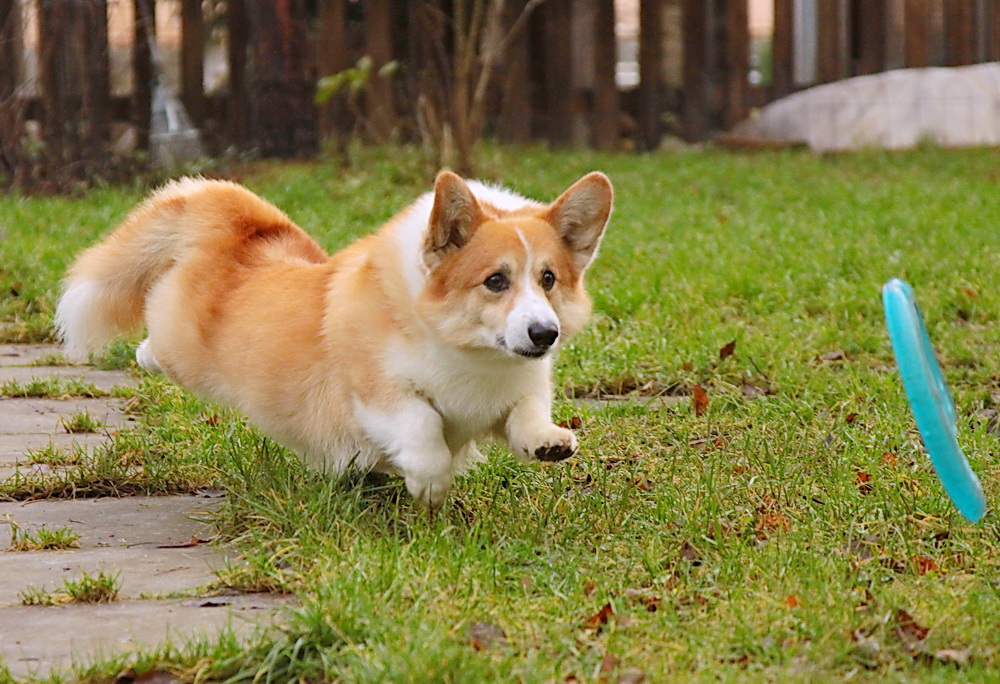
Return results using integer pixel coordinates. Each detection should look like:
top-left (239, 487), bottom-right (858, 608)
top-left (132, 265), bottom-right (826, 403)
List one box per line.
top-left (2, 146), bottom-right (1000, 682)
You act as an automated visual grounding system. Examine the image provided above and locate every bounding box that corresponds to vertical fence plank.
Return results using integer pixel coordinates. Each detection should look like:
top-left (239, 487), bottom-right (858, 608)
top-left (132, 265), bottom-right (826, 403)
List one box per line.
top-left (499, 0), bottom-right (533, 143)
top-left (991, 0), bottom-right (1000, 60)
top-left (817, 0), bottom-right (845, 81)
top-left (0, 0), bottom-right (22, 178)
top-left (363, 0), bottom-right (396, 141)
top-left (723, 0), bottom-right (748, 128)
top-left (38, 0), bottom-right (67, 165)
top-left (82, 0), bottom-right (110, 163)
top-left (944, 0), bottom-right (976, 65)
top-left (181, 0), bottom-right (205, 124)
top-left (904, 0), bottom-right (932, 66)
top-left (591, 0), bottom-right (619, 149)
top-left (772, 0), bottom-right (794, 97)
top-left (638, 0), bottom-right (664, 148)
top-left (227, 0), bottom-right (248, 147)
top-left (133, 0), bottom-right (153, 151)
top-left (856, 0), bottom-right (886, 74)
top-left (318, 0), bottom-right (349, 140)
top-left (681, 0), bottom-right (707, 141)
top-left (541, 0), bottom-right (574, 146)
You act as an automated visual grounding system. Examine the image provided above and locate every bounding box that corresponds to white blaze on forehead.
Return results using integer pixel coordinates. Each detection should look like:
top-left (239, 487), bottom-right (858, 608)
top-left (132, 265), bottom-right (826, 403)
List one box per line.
top-left (504, 229), bottom-right (559, 352)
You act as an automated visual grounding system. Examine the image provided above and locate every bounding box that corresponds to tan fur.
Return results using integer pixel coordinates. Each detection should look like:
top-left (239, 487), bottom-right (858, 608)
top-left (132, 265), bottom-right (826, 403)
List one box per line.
top-left (57, 172), bottom-right (613, 507)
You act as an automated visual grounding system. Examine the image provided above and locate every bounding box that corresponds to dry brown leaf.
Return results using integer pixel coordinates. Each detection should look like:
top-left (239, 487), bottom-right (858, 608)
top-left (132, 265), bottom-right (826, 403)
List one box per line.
top-left (583, 602), bottom-right (615, 630)
top-left (896, 608), bottom-right (930, 644)
top-left (881, 451), bottom-right (898, 467)
top-left (719, 340), bottom-right (737, 360)
top-left (756, 513), bottom-right (791, 533)
top-left (680, 541), bottom-right (702, 563)
top-left (600, 652), bottom-right (618, 674)
top-left (784, 595), bottom-right (800, 608)
top-left (845, 412), bottom-right (858, 424)
top-left (692, 384), bottom-right (709, 416)
top-left (855, 471), bottom-right (873, 495)
top-left (913, 555), bottom-right (939, 576)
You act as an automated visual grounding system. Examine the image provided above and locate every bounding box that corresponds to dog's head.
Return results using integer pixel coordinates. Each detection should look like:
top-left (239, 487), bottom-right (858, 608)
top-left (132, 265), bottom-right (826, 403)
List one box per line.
top-left (418, 171), bottom-right (613, 359)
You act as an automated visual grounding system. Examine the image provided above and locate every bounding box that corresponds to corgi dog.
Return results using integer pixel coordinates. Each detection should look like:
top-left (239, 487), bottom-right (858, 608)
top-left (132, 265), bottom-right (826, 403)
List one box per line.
top-left (56, 171), bottom-right (613, 507)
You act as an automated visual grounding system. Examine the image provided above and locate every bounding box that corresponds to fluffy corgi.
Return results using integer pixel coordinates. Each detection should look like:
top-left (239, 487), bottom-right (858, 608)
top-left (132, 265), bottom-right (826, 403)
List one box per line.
top-left (56, 171), bottom-right (613, 507)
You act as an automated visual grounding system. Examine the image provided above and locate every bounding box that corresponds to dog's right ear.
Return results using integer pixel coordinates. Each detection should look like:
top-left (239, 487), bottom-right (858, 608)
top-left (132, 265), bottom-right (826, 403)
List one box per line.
top-left (424, 171), bottom-right (482, 268)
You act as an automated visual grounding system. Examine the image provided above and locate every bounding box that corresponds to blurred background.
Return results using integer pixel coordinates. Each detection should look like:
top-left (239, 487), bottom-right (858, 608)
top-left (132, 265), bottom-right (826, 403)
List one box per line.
top-left (1, 1), bottom-right (998, 189)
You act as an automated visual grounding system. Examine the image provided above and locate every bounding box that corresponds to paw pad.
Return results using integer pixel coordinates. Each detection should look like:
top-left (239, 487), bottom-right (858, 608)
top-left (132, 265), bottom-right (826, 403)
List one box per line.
top-left (534, 444), bottom-right (575, 462)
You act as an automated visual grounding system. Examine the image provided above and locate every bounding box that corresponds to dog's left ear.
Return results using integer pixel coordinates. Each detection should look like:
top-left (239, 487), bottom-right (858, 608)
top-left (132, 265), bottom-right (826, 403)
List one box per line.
top-left (546, 172), bottom-right (613, 272)
top-left (424, 171), bottom-right (483, 269)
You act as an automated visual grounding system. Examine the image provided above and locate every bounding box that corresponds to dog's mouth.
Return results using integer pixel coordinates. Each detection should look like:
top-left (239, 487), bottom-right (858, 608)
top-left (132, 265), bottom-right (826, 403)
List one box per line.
top-left (495, 337), bottom-right (550, 359)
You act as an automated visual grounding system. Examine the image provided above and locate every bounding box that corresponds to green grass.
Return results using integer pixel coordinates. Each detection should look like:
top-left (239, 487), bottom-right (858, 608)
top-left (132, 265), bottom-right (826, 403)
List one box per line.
top-left (19, 569), bottom-right (121, 605)
top-left (7, 522), bottom-right (82, 551)
top-left (3, 146), bottom-right (1000, 681)
top-left (59, 410), bottom-right (106, 434)
top-left (0, 377), bottom-right (109, 398)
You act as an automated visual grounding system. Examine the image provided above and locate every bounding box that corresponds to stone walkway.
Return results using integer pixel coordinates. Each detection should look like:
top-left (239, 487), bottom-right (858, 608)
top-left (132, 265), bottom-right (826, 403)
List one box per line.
top-left (0, 345), bottom-right (288, 681)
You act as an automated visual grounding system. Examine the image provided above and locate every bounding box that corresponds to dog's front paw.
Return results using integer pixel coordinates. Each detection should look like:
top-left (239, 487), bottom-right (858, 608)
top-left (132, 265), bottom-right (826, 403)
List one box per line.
top-left (515, 425), bottom-right (577, 463)
top-left (404, 471), bottom-right (454, 510)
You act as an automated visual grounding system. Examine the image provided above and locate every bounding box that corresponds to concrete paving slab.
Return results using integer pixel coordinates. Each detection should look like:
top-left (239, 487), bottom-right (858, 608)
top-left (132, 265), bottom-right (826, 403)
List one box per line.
top-left (0, 433), bottom-right (106, 463)
top-left (0, 398), bottom-right (131, 435)
top-left (0, 344), bottom-right (63, 367)
top-left (0, 594), bottom-right (291, 680)
top-left (0, 365), bottom-right (138, 392)
top-left (0, 496), bottom-right (220, 549)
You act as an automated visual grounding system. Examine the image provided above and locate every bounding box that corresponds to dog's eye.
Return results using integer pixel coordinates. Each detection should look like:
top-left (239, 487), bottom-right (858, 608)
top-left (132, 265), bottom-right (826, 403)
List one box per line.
top-left (484, 272), bottom-right (509, 292)
top-left (541, 270), bottom-right (556, 291)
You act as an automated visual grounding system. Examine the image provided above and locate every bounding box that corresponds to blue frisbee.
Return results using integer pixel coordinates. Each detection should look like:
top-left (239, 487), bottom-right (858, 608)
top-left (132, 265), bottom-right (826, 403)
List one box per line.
top-left (882, 278), bottom-right (986, 522)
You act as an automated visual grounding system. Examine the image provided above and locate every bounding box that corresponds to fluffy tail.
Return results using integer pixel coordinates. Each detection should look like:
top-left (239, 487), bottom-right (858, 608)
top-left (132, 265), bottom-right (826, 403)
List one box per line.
top-left (55, 176), bottom-right (284, 361)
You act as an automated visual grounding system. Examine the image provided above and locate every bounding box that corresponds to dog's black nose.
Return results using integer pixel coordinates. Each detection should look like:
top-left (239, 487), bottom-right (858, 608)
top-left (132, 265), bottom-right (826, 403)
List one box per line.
top-left (528, 322), bottom-right (559, 348)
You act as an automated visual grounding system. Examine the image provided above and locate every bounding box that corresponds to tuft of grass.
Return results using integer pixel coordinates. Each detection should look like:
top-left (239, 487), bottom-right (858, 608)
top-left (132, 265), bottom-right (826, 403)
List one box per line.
top-left (25, 443), bottom-right (81, 467)
top-left (19, 569), bottom-right (121, 605)
top-left (27, 352), bottom-right (73, 367)
top-left (7, 521), bottom-right (82, 551)
top-left (0, 377), bottom-right (108, 398)
top-left (60, 410), bottom-right (106, 434)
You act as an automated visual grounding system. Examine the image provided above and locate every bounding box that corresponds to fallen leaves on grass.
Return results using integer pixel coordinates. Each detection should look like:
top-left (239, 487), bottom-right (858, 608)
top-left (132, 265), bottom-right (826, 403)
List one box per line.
top-left (845, 412), bottom-right (859, 424)
top-left (785, 595), bottom-right (800, 608)
top-left (913, 555), bottom-right (939, 576)
top-left (679, 541), bottom-right (702, 564)
top-left (582, 602), bottom-right (614, 631)
top-left (755, 513), bottom-right (791, 538)
top-left (855, 470), bottom-right (873, 495)
top-left (557, 416), bottom-right (583, 429)
top-left (719, 340), bottom-right (737, 360)
top-left (692, 384), bottom-right (708, 416)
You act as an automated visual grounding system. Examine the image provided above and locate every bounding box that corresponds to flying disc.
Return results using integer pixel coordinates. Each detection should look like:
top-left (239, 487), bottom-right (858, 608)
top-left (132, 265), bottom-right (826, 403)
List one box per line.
top-left (882, 278), bottom-right (986, 522)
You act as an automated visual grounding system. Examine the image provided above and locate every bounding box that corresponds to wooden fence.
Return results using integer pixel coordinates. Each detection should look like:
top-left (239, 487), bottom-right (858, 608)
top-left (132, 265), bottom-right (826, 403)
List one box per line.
top-left (2, 0), bottom-right (1000, 186)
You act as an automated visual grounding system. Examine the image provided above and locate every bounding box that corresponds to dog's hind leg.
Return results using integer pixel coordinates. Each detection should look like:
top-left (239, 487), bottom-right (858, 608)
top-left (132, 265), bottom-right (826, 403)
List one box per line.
top-left (136, 338), bottom-right (163, 374)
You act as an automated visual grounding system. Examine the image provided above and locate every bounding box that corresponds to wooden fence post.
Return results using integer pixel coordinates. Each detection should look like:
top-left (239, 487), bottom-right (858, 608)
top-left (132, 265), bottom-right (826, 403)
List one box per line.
top-left (591, 0), bottom-right (619, 149)
top-left (0, 0), bottom-right (22, 178)
top-left (541, 0), bottom-right (574, 147)
top-left (722, 0), bottom-right (749, 129)
top-left (227, 0), bottom-right (248, 147)
top-left (39, 1), bottom-right (68, 166)
top-left (81, 0), bottom-right (110, 163)
top-left (681, 0), bottom-right (707, 141)
top-left (638, 0), bottom-right (664, 148)
top-left (817, 0), bottom-right (847, 82)
top-left (133, 0), bottom-right (153, 151)
top-left (318, 0), bottom-right (349, 140)
top-left (499, 0), bottom-right (533, 143)
top-left (181, 0), bottom-right (205, 125)
top-left (772, 0), bottom-right (794, 98)
top-left (855, 0), bottom-right (887, 74)
top-left (363, 0), bottom-right (396, 141)
top-left (943, 0), bottom-right (976, 65)
top-left (991, 0), bottom-right (1000, 61)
